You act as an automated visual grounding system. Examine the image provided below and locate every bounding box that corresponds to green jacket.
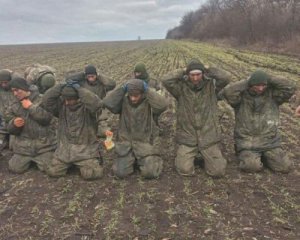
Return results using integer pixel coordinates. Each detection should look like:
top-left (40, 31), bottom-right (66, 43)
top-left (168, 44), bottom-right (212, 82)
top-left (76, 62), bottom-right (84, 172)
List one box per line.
top-left (221, 76), bottom-right (296, 152)
top-left (68, 71), bottom-right (116, 99)
top-left (6, 91), bottom-right (56, 156)
top-left (42, 84), bottom-right (103, 162)
top-left (136, 75), bottom-right (160, 91)
top-left (162, 69), bottom-right (230, 149)
top-left (103, 87), bottom-right (168, 158)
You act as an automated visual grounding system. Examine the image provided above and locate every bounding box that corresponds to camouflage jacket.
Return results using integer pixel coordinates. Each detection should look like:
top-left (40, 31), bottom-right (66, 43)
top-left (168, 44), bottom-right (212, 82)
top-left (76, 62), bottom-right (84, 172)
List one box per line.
top-left (147, 78), bottom-right (160, 91)
top-left (162, 69), bottom-right (230, 149)
top-left (24, 63), bottom-right (56, 85)
top-left (6, 91), bottom-right (56, 156)
top-left (68, 71), bottom-right (116, 120)
top-left (135, 75), bottom-right (160, 91)
top-left (221, 76), bottom-right (296, 152)
top-left (103, 87), bottom-right (168, 158)
top-left (67, 71), bottom-right (116, 99)
top-left (42, 84), bottom-right (103, 162)
top-left (0, 88), bottom-right (15, 122)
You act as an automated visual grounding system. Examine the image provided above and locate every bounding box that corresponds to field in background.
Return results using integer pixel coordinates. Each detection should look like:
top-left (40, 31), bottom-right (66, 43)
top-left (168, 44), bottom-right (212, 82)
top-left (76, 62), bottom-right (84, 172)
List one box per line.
top-left (0, 40), bottom-right (299, 239)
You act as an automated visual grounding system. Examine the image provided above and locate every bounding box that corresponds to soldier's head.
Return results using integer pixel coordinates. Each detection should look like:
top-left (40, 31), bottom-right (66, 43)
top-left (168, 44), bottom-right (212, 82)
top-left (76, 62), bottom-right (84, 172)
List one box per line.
top-left (0, 69), bottom-right (12, 91)
top-left (39, 73), bottom-right (55, 93)
top-left (9, 77), bottom-right (31, 100)
top-left (133, 63), bottom-right (149, 81)
top-left (186, 59), bottom-right (205, 85)
top-left (127, 78), bottom-right (145, 105)
top-left (61, 86), bottom-right (79, 107)
top-left (248, 70), bottom-right (269, 95)
top-left (84, 65), bottom-right (97, 85)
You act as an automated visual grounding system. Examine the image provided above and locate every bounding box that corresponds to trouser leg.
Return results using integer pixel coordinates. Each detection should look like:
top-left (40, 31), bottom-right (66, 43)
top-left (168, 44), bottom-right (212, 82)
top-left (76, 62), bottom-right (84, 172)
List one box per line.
top-left (175, 144), bottom-right (198, 176)
top-left (263, 148), bottom-right (292, 173)
top-left (113, 150), bottom-right (135, 179)
top-left (75, 158), bottom-right (104, 180)
top-left (138, 155), bottom-right (163, 179)
top-left (8, 154), bottom-right (32, 173)
top-left (200, 144), bottom-right (227, 177)
top-left (238, 150), bottom-right (263, 173)
top-left (47, 157), bottom-right (70, 177)
top-left (32, 151), bottom-right (54, 172)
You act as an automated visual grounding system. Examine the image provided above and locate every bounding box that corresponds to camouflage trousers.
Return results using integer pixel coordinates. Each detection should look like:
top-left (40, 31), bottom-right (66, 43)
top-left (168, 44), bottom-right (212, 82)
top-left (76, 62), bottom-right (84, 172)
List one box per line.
top-left (47, 157), bottom-right (103, 180)
top-left (8, 151), bottom-right (53, 173)
top-left (238, 147), bottom-right (292, 173)
top-left (175, 144), bottom-right (227, 177)
top-left (113, 143), bottom-right (163, 179)
top-left (97, 108), bottom-right (112, 138)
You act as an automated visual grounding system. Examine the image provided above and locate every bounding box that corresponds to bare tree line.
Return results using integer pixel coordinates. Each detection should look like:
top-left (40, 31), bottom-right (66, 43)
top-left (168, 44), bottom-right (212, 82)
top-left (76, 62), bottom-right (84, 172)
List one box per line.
top-left (166, 0), bottom-right (300, 45)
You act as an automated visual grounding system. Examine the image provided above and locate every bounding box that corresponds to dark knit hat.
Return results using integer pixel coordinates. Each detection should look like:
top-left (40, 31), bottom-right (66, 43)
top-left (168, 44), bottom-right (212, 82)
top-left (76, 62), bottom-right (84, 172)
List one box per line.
top-left (134, 63), bottom-right (147, 73)
top-left (134, 63), bottom-right (149, 81)
top-left (61, 86), bottom-right (78, 98)
top-left (9, 77), bottom-right (30, 91)
top-left (127, 78), bottom-right (144, 94)
top-left (248, 70), bottom-right (269, 86)
top-left (84, 65), bottom-right (97, 75)
top-left (0, 69), bottom-right (12, 81)
top-left (186, 59), bottom-right (205, 74)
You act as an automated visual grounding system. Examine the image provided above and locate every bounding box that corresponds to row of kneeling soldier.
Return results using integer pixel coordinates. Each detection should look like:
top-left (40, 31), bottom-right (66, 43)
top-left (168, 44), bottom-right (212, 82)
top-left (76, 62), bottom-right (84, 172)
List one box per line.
top-left (0, 59), bottom-right (298, 180)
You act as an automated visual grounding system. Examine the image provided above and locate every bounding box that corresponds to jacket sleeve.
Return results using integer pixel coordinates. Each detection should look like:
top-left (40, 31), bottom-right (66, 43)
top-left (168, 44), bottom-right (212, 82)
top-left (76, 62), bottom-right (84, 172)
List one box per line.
top-left (5, 102), bottom-right (23, 135)
top-left (99, 74), bottom-right (117, 92)
top-left (102, 87), bottom-right (125, 114)
top-left (28, 102), bottom-right (53, 126)
top-left (220, 79), bottom-right (248, 108)
top-left (146, 88), bottom-right (169, 115)
top-left (206, 66), bottom-right (231, 94)
top-left (78, 87), bottom-right (103, 113)
top-left (269, 76), bottom-right (296, 105)
top-left (149, 78), bottom-right (161, 91)
top-left (42, 84), bottom-right (64, 117)
top-left (162, 69), bottom-right (185, 100)
top-left (7, 118), bottom-right (23, 135)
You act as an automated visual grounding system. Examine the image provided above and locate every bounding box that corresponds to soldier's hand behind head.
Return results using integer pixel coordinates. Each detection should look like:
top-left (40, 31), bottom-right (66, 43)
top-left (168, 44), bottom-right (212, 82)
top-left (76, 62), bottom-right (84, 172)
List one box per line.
top-left (13, 117), bottom-right (25, 127)
top-left (66, 79), bottom-right (80, 89)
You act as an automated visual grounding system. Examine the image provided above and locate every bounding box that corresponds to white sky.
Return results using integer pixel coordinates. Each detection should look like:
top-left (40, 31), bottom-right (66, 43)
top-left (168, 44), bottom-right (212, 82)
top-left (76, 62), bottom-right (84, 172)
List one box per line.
top-left (0, 0), bottom-right (204, 44)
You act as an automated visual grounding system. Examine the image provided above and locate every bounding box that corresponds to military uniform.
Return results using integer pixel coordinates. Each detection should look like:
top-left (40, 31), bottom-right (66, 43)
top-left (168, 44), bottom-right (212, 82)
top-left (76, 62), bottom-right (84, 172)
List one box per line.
top-left (162, 61), bottom-right (230, 177)
top-left (24, 63), bottom-right (56, 93)
top-left (42, 84), bottom-right (104, 180)
top-left (0, 70), bottom-right (21, 150)
top-left (6, 82), bottom-right (56, 173)
top-left (103, 81), bottom-right (168, 179)
top-left (221, 71), bottom-right (296, 173)
top-left (67, 69), bottom-right (116, 137)
top-left (133, 63), bottom-right (160, 91)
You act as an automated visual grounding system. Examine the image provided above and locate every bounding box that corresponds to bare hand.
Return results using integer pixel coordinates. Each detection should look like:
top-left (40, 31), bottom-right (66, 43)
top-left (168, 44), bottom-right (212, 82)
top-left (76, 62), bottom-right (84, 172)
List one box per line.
top-left (13, 117), bottom-right (25, 127)
top-left (21, 99), bottom-right (33, 109)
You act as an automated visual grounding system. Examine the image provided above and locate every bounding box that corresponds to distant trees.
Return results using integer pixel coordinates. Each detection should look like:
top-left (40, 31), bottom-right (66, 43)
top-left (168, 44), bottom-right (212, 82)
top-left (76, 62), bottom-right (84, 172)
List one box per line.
top-left (166, 0), bottom-right (300, 45)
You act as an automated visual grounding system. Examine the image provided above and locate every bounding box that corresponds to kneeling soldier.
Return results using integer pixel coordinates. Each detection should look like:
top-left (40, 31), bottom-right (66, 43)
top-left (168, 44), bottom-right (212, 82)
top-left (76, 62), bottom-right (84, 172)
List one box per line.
top-left (103, 79), bottom-right (168, 179)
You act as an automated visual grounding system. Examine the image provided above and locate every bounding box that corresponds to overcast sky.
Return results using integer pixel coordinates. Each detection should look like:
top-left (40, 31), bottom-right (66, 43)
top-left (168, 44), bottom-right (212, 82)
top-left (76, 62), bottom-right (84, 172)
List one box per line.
top-left (0, 0), bottom-right (204, 44)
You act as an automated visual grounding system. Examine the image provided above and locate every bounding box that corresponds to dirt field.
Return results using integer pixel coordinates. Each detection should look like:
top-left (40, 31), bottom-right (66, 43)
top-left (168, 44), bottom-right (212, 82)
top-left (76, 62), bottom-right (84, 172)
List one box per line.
top-left (0, 40), bottom-right (299, 240)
